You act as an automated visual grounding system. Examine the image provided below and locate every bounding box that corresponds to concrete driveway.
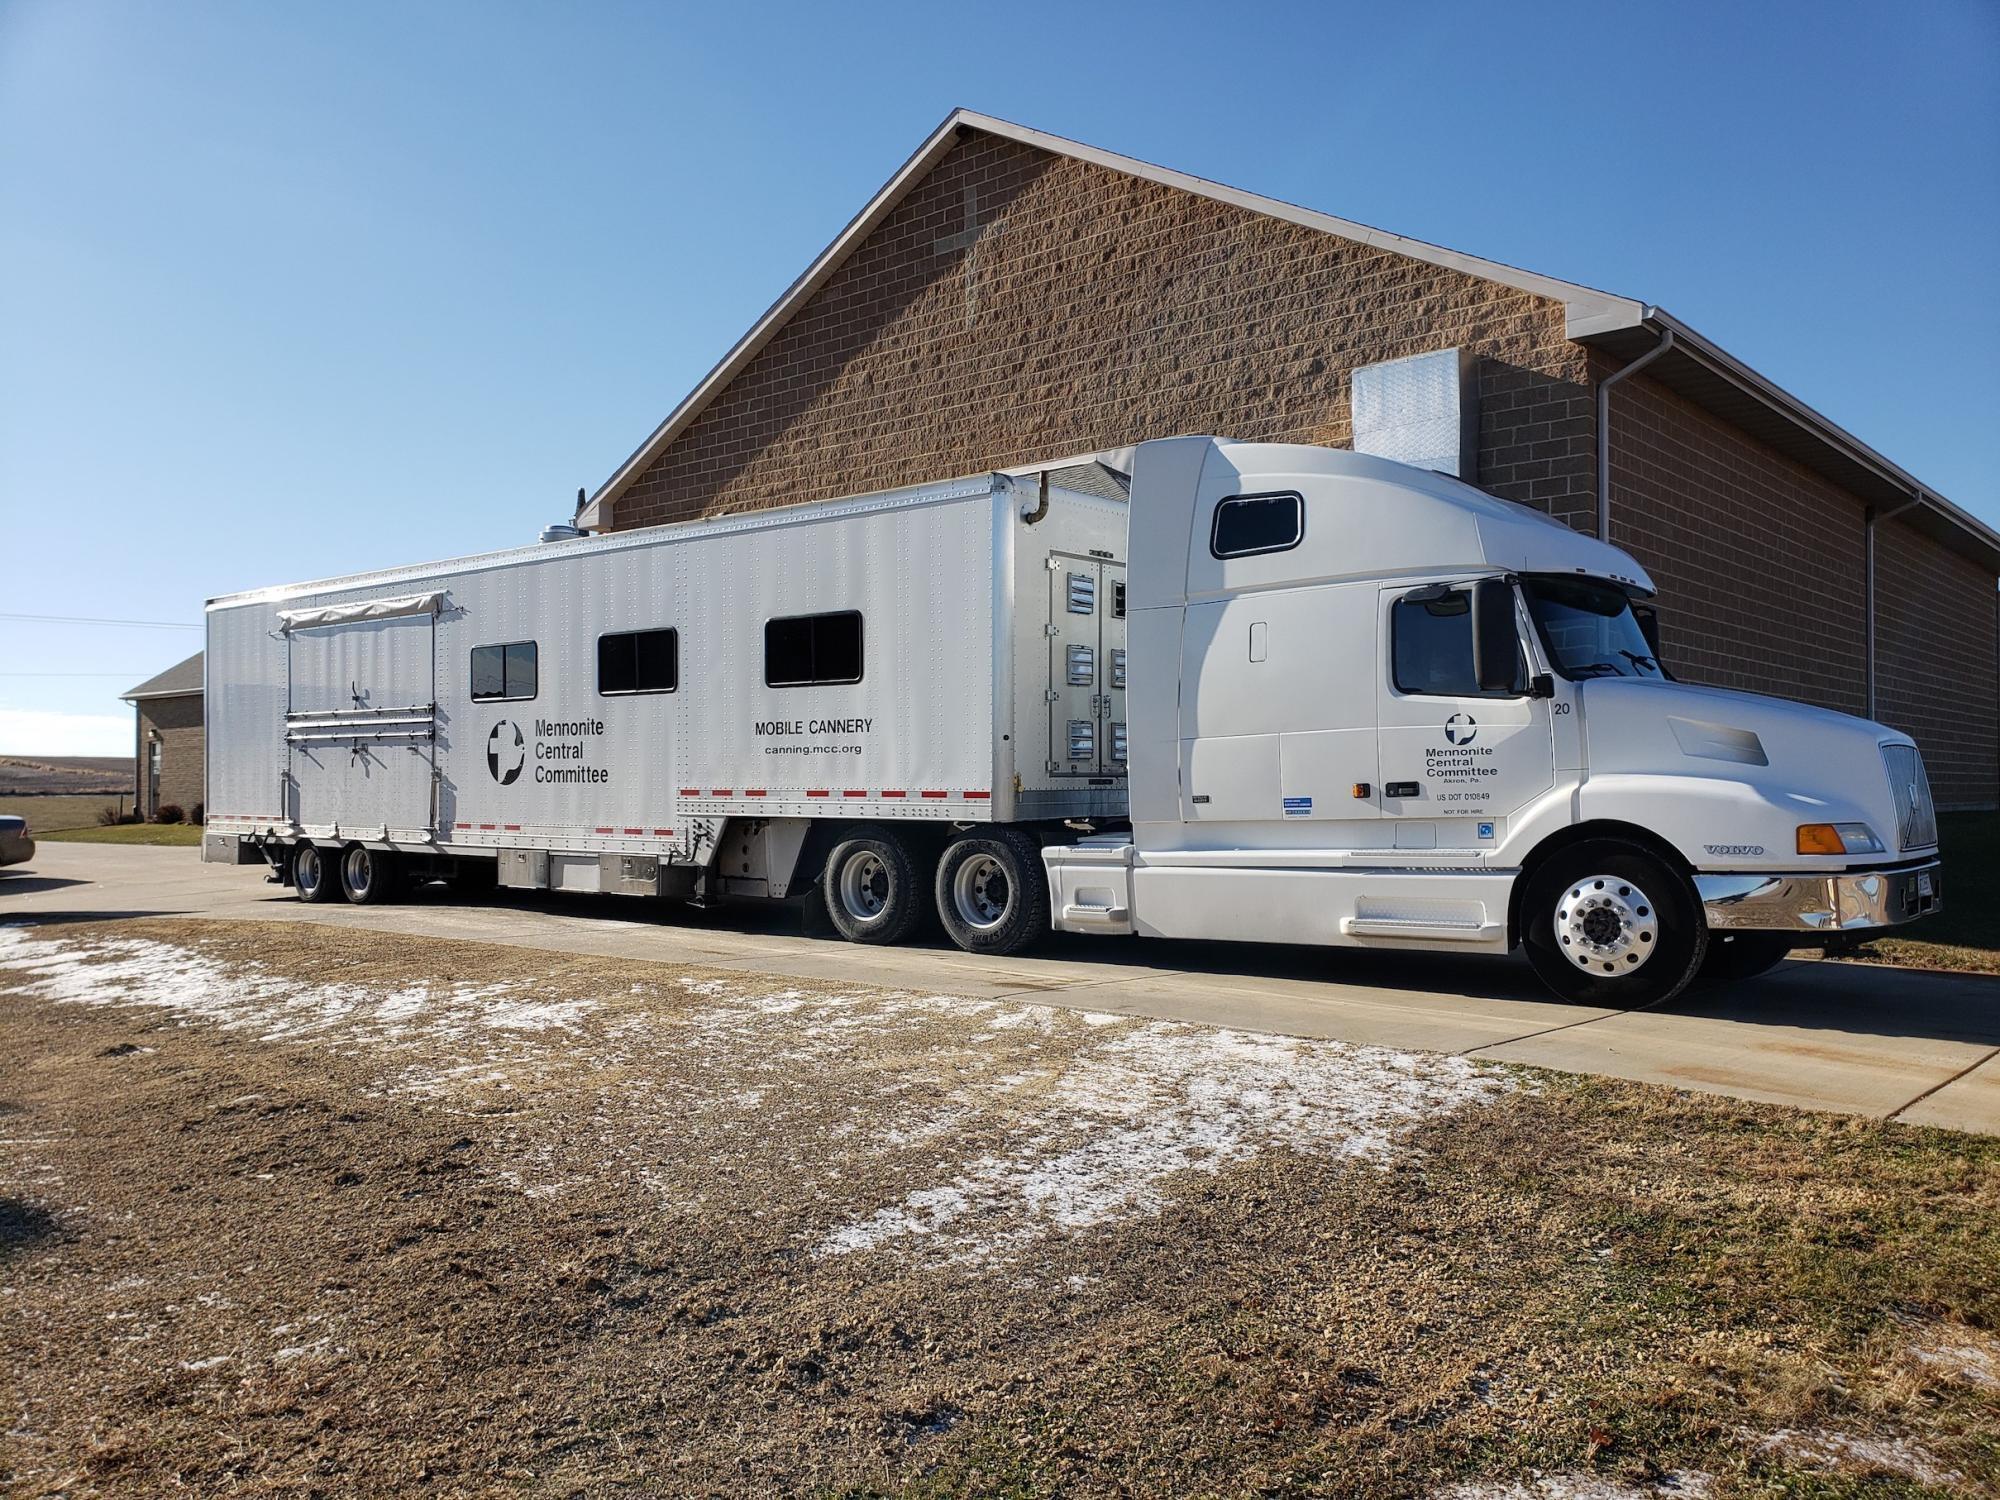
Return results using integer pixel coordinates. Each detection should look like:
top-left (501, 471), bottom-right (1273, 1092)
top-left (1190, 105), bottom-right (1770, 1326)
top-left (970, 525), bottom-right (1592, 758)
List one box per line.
top-left (5, 840), bottom-right (1996, 1133)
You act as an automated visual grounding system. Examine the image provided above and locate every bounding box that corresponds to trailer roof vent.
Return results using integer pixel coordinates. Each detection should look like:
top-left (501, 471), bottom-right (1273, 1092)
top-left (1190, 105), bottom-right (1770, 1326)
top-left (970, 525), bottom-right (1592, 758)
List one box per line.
top-left (539, 521), bottom-right (585, 544)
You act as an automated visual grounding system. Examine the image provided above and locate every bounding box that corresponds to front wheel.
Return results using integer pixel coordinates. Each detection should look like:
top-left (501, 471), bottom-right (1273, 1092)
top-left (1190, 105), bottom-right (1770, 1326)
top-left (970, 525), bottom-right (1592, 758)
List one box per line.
top-left (935, 829), bottom-right (1049, 956)
top-left (1522, 840), bottom-right (1706, 1006)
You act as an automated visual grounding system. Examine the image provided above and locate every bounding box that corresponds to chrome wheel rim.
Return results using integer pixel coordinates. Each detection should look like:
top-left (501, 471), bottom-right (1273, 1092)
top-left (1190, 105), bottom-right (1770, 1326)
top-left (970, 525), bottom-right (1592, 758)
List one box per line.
top-left (1554, 874), bottom-right (1659, 976)
top-left (296, 846), bottom-right (324, 895)
top-left (836, 851), bottom-right (889, 922)
top-left (345, 847), bottom-right (373, 896)
top-left (950, 853), bottom-right (1010, 931)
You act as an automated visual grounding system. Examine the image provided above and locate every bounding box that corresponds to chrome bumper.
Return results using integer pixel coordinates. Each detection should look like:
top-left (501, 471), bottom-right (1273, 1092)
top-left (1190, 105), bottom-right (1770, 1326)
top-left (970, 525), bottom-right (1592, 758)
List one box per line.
top-left (1696, 860), bottom-right (1941, 933)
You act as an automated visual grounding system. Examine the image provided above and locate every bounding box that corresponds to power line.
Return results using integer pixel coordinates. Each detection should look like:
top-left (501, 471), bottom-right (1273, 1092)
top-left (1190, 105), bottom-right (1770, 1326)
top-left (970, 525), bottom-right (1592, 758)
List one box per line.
top-left (0, 612), bottom-right (201, 629)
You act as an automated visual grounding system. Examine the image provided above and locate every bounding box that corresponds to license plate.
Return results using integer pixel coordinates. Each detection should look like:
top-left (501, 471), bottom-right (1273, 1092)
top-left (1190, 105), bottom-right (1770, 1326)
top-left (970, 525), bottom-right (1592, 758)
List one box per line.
top-left (1917, 871), bottom-right (1934, 897)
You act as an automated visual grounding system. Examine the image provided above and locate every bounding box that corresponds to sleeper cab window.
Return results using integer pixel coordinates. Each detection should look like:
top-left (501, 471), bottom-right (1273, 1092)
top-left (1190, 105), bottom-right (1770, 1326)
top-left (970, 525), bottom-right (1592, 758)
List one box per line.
top-left (1210, 491), bottom-right (1304, 559)
top-left (598, 627), bottom-right (679, 695)
top-left (470, 641), bottom-right (538, 702)
top-left (764, 610), bottom-right (863, 688)
top-left (1391, 591), bottom-right (1524, 698)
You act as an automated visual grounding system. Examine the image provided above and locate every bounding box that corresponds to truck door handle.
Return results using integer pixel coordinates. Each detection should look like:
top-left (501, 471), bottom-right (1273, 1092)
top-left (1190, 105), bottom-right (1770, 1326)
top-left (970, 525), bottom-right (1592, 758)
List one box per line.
top-left (1384, 782), bottom-right (1420, 799)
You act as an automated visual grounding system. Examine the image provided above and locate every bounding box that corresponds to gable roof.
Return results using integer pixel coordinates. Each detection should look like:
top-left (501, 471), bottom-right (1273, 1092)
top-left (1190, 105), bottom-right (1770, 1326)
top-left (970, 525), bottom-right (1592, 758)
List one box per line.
top-left (577, 109), bottom-right (1997, 575)
top-left (122, 650), bottom-right (203, 702)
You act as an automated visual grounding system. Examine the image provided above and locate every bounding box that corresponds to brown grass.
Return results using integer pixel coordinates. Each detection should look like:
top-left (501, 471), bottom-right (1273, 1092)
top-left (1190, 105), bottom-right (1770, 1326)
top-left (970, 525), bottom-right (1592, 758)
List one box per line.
top-left (1, 918), bottom-right (1994, 1497)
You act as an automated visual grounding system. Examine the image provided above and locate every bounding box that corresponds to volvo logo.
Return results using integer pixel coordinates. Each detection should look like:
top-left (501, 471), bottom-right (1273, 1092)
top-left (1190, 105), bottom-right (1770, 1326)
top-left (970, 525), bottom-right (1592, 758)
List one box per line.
top-left (487, 720), bottom-right (525, 785)
top-left (1444, 713), bottom-right (1478, 746)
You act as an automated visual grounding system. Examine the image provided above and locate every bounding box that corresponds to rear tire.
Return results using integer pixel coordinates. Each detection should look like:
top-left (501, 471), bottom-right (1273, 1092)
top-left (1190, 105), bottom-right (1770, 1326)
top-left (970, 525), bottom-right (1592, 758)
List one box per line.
top-left (935, 829), bottom-right (1049, 956)
top-left (1522, 840), bottom-right (1706, 1006)
top-left (339, 845), bottom-right (399, 905)
top-left (822, 831), bottom-right (924, 945)
top-left (1698, 931), bottom-right (1794, 986)
top-left (292, 844), bottom-right (338, 903)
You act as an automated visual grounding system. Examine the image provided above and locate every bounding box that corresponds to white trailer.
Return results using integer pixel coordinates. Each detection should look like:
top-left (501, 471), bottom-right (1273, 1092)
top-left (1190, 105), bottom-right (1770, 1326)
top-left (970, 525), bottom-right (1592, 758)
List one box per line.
top-left (206, 437), bottom-right (1943, 1003)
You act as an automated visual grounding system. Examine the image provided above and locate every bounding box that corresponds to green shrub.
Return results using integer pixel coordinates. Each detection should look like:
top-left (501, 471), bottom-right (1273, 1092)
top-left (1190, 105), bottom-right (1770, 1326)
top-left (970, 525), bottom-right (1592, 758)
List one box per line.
top-left (154, 804), bottom-right (185, 825)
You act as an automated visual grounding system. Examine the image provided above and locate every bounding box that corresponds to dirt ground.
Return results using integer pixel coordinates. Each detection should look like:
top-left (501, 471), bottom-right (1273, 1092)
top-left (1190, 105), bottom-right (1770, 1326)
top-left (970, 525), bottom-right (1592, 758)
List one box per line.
top-left (2, 918), bottom-right (1996, 1498)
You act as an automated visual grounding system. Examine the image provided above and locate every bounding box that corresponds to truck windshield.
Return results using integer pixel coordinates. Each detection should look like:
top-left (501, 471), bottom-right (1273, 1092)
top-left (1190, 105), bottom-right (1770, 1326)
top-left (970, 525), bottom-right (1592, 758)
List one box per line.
top-left (1521, 575), bottom-right (1665, 680)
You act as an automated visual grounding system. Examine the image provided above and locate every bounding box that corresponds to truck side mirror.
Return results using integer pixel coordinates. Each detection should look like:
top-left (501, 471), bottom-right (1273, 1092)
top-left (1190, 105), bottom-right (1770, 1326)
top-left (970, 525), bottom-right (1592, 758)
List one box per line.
top-left (1471, 579), bottom-right (1521, 694)
top-left (1633, 602), bottom-right (1663, 658)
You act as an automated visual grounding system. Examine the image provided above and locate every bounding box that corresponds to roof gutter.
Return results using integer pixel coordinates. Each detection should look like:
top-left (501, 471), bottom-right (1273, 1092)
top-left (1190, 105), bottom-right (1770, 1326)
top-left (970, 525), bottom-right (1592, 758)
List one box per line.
top-left (1577, 306), bottom-right (2000, 574)
top-left (1595, 327), bottom-right (1674, 542)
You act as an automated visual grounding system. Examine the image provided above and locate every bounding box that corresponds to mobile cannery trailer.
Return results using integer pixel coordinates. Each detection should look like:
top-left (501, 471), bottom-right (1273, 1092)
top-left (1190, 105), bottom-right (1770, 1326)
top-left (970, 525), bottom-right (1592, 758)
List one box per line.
top-left (205, 437), bottom-right (1943, 1004)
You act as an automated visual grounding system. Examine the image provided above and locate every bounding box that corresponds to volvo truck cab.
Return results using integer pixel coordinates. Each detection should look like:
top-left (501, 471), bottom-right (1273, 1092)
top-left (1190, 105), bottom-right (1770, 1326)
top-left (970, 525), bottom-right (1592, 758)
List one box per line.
top-left (1044, 437), bottom-right (1942, 1004)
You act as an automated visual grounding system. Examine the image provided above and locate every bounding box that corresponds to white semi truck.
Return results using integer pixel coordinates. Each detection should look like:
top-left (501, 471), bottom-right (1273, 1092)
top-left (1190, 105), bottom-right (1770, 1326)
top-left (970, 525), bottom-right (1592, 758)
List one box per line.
top-left (204, 437), bottom-right (1942, 1004)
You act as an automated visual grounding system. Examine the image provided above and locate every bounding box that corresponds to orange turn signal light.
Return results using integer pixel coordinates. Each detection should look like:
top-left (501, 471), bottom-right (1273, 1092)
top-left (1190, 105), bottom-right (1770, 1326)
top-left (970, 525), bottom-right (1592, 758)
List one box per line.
top-left (1795, 824), bottom-right (1845, 856)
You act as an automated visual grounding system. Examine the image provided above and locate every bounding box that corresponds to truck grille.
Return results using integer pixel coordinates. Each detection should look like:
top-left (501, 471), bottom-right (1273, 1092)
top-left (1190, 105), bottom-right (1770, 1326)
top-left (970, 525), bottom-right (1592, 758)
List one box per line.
top-left (1881, 743), bottom-right (1938, 852)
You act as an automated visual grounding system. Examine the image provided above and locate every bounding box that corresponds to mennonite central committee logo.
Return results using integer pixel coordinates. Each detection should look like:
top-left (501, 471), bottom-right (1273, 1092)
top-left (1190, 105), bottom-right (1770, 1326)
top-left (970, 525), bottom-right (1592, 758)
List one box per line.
top-left (487, 720), bottom-right (525, 785)
top-left (1444, 713), bottom-right (1479, 747)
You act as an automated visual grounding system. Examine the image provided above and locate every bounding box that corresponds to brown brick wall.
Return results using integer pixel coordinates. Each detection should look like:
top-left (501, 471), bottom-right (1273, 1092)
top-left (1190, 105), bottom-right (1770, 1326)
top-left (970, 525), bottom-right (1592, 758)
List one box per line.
top-left (611, 127), bottom-right (1599, 534)
top-left (135, 693), bottom-right (205, 820)
top-left (1874, 517), bottom-right (2000, 810)
top-left (1607, 370), bottom-right (1997, 809)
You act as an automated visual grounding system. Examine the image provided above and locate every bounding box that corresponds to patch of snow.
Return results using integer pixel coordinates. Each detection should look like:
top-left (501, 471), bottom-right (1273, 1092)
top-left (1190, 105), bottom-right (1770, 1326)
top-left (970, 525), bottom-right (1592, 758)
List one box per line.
top-left (0, 926), bottom-right (593, 1096)
top-left (1755, 1428), bottom-right (1961, 1488)
top-left (1903, 1319), bottom-right (2000, 1390)
top-left (1435, 1473), bottom-right (1712, 1500)
top-left (179, 1355), bottom-right (231, 1371)
top-left (818, 1019), bottom-right (1508, 1266)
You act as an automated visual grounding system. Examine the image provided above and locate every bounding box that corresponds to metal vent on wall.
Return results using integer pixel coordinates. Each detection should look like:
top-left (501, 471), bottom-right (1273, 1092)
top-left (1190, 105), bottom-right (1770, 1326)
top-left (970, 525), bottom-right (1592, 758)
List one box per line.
top-left (1067, 573), bottom-right (1096, 614)
top-left (1351, 347), bottom-right (1479, 478)
top-left (1066, 644), bottom-right (1095, 685)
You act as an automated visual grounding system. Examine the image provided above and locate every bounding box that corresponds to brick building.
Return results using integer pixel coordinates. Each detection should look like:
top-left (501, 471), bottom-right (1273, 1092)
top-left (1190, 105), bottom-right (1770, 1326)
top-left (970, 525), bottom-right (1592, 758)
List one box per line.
top-left (121, 651), bottom-right (204, 821)
top-left (576, 111), bottom-right (1999, 809)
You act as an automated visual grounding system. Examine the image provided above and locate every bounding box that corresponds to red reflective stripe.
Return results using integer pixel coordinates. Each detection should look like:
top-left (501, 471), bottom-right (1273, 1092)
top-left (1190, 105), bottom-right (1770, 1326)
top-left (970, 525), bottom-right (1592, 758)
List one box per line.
top-left (920, 790), bottom-right (947, 799)
top-left (678, 788), bottom-right (701, 797)
top-left (712, 790), bottom-right (733, 797)
top-left (881, 790), bottom-right (906, 798)
top-left (805, 789), bottom-right (830, 798)
top-left (744, 789), bottom-right (767, 797)
top-left (651, 828), bottom-right (672, 836)
top-left (622, 827), bottom-right (643, 835)
top-left (502, 824), bottom-right (521, 831)
top-left (594, 826), bottom-right (614, 834)
top-left (842, 790), bottom-right (868, 798)
top-left (477, 823), bottom-right (496, 831)
top-left (964, 791), bottom-right (991, 800)
top-left (454, 822), bottom-right (471, 829)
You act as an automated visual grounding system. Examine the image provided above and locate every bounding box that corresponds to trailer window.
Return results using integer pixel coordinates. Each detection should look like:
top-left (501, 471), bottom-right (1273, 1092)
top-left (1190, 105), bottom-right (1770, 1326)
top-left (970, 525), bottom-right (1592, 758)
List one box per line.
top-left (470, 641), bottom-right (538, 701)
top-left (1210, 492), bottom-right (1303, 559)
top-left (598, 628), bottom-right (678, 695)
top-left (765, 611), bottom-right (863, 687)
top-left (1392, 592), bottom-right (1524, 697)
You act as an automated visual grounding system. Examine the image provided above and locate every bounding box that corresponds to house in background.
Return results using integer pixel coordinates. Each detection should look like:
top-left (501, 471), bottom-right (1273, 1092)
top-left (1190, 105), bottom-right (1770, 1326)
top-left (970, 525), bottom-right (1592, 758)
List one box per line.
top-left (121, 651), bottom-right (204, 820)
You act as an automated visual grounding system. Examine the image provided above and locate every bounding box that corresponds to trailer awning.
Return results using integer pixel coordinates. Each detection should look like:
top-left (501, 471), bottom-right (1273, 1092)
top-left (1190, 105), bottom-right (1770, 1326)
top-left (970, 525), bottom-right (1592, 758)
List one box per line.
top-left (277, 591), bottom-right (447, 632)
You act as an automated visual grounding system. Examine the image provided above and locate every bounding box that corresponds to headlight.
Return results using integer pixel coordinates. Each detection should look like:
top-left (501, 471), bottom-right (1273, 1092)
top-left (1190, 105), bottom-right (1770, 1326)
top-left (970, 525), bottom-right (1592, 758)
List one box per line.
top-left (1796, 823), bottom-right (1884, 856)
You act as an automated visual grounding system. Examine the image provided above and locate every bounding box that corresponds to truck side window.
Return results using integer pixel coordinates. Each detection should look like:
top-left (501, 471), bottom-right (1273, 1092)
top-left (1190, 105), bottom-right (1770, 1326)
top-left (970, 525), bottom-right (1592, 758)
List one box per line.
top-left (1392, 593), bottom-right (1523, 697)
top-left (598, 628), bottom-right (678, 695)
top-left (765, 611), bottom-right (863, 687)
top-left (1210, 492), bottom-right (1303, 559)
top-left (470, 641), bottom-right (538, 702)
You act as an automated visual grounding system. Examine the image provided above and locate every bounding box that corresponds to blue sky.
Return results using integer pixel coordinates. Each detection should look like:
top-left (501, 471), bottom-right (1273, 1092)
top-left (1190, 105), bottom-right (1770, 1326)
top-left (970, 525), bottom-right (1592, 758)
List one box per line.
top-left (2, 0), bottom-right (1995, 754)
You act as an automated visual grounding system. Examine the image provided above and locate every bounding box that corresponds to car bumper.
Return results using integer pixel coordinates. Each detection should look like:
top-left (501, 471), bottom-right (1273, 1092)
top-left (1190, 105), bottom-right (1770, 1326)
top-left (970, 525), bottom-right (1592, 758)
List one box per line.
top-left (1696, 859), bottom-right (1941, 933)
top-left (0, 837), bottom-right (33, 867)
